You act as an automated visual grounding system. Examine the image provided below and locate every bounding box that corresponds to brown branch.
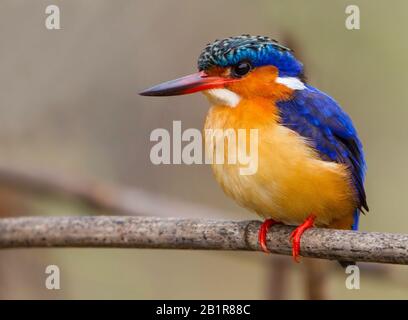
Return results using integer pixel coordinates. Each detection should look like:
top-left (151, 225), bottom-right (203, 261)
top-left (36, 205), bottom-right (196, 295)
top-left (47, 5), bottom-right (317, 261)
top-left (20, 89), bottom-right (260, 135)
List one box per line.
top-left (0, 165), bottom-right (229, 218)
top-left (268, 256), bottom-right (290, 299)
top-left (0, 164), bottom-right (123, 212)
top-left (303, 259), bottom-right (329, 299)
top-left (0, 216), bottom-right (407, 265)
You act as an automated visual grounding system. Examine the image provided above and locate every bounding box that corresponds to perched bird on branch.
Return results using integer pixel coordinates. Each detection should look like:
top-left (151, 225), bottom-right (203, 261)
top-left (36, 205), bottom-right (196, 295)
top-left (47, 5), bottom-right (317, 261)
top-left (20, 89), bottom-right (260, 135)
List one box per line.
top-left (140, 35), bottom-right (368, 264)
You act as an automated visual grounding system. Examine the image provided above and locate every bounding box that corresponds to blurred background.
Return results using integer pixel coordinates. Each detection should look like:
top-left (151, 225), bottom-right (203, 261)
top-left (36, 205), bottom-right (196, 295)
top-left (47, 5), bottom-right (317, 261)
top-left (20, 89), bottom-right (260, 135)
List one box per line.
top-left (0, 0), bottom-right (407, 299)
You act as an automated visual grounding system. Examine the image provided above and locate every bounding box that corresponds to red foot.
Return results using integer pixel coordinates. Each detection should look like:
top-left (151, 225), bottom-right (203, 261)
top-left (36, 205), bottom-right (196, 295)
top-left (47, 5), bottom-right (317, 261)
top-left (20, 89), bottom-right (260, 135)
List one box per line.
top-left (258, 219), bottom-right (279, 253)
top-left (290, 215), bottom-right (316, 262)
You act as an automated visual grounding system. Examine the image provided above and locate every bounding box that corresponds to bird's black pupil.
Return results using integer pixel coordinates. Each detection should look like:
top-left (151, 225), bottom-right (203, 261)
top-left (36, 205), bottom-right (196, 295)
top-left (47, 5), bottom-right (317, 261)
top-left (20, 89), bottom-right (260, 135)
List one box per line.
top-left (232, 62), bottom-right (252, 77)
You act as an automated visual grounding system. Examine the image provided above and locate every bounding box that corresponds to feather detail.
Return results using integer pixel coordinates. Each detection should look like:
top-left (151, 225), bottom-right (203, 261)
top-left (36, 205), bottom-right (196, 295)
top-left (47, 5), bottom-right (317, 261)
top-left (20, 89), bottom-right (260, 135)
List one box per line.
top-left (276, 85), bottom-right (368, 228)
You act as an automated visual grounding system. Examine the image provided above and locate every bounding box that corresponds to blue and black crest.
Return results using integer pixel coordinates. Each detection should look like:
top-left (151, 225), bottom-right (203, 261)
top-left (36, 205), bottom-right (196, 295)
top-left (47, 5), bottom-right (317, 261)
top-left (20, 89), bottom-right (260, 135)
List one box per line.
top-left (197, 35), bottom-right (303, 77)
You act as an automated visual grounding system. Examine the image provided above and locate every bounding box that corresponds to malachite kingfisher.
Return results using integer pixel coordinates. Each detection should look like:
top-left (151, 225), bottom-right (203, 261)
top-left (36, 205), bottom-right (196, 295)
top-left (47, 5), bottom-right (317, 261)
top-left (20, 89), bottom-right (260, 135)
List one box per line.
top-left (140, 35), bottom-right (368, 264)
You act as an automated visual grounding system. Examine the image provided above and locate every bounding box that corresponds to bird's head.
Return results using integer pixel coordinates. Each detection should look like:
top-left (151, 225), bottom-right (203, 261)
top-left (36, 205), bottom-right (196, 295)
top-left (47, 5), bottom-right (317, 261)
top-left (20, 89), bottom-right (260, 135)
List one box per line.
top-left (140, 35), bottom-right (304, 107)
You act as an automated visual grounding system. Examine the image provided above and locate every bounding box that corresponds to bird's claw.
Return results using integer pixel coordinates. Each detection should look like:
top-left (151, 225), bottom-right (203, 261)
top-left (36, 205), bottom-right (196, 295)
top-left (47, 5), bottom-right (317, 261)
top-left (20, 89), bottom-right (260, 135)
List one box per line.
top-left (290, 228), bottom-right (303, 263)
top-left (290, 215), bottom-right (316, 262)
top-left (258, 219), bottom-right (278, 253)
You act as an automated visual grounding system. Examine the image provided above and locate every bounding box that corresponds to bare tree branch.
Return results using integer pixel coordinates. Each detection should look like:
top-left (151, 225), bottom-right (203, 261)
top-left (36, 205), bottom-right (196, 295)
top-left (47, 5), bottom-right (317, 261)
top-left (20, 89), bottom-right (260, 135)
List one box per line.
top-left (268, 256), bottom-right (290, 299)
top-left (303, 259), bottom-right (329, 299)
top-left (0, 164), bottom-right (229, 218)
top-left (0, 216), bottom-right (407, 265)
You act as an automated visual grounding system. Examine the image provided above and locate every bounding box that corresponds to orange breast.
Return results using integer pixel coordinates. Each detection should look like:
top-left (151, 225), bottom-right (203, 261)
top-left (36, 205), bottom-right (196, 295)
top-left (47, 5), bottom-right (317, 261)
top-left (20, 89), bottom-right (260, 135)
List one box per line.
top-left (204, 97), bottom-right (357, 228)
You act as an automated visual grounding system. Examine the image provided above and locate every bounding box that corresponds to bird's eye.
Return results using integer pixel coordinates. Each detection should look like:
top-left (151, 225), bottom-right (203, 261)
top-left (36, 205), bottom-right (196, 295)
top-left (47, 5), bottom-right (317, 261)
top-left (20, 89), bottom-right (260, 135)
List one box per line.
top-left (231, 61), bottom-right (252, 78)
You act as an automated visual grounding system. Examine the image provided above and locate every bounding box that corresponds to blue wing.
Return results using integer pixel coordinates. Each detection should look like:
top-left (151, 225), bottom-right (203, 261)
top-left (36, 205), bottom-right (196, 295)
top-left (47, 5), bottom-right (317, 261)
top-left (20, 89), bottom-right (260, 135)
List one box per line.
top-left (276, 85), bottom-right (368, 229)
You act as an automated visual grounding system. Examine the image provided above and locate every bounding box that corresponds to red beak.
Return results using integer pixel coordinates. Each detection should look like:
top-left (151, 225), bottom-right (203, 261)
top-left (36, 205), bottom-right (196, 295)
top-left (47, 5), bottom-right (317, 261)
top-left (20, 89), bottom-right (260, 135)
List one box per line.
top-left (139, 71), bottom-right (236, 96)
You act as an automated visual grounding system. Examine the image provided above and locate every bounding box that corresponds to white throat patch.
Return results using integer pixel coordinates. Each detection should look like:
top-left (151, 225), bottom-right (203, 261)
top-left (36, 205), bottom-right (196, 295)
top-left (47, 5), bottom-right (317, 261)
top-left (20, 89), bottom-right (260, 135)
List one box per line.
top-left (204, 88), bottom-right (241, 108)
top-left (276, 77), bottom-right (306, 90)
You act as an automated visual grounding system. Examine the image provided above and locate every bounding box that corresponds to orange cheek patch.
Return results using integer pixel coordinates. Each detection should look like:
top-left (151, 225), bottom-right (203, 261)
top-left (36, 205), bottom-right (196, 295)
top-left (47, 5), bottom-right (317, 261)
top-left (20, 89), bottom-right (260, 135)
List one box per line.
top-left (227, 65), bottom-right (293, 101)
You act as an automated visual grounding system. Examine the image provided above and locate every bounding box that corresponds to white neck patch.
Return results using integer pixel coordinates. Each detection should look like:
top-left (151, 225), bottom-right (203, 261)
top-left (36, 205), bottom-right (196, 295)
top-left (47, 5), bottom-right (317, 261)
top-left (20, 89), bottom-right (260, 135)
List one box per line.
top-left (276, 77), bottom-right (306, 90)
top-left (204, 88), bottom-right (241, 108)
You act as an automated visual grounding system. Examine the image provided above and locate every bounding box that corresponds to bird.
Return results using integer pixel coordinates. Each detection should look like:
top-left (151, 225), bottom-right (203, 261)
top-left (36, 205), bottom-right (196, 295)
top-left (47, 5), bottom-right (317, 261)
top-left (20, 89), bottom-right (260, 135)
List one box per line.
top-left (140, 35), bottom-right (368, 263)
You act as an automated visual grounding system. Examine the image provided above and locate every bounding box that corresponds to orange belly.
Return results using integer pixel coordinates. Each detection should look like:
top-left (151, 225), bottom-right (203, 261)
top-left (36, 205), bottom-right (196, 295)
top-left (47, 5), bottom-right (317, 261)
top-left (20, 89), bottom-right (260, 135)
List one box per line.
top-left (204, 100), bottom-right (357, 228)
